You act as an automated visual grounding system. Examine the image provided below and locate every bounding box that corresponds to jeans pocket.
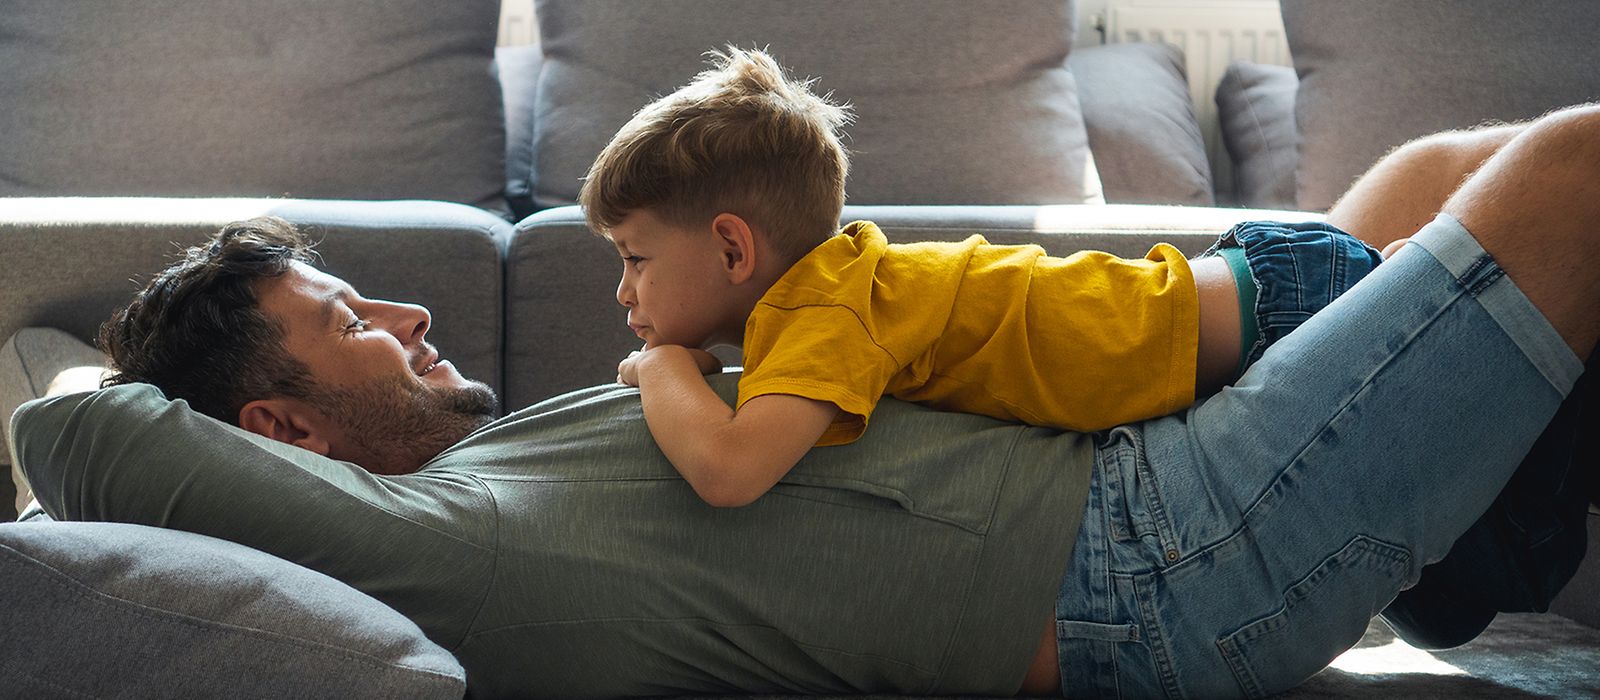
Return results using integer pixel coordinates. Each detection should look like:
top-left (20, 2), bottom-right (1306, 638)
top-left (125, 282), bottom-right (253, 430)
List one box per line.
top-left (1216, 536), bottom-right (1411, 698)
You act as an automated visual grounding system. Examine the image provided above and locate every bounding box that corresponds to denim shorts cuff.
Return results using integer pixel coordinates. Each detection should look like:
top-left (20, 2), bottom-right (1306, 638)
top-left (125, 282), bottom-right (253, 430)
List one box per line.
top-left (1410, 214), bottom-right (1584, 394)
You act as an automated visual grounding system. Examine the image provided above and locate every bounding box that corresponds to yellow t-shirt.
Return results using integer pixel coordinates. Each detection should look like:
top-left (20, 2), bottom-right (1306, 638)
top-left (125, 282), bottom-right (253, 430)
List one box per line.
top-left (737, 221), bottom-right (1199, 445)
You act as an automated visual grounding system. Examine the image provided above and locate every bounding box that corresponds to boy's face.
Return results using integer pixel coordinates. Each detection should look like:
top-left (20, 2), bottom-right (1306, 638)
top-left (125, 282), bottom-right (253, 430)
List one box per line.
top-left (609, 209), bottom-right (744, 349)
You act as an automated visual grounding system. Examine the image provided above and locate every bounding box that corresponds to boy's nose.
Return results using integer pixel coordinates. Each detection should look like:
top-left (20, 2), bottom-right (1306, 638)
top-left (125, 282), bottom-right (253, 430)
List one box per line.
top-left (616, 280), bottom-right (635, 307)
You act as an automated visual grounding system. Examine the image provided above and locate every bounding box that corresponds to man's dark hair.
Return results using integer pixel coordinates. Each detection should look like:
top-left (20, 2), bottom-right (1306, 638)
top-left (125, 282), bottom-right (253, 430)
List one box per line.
top-left (98, 216), bottom-right (320, 424)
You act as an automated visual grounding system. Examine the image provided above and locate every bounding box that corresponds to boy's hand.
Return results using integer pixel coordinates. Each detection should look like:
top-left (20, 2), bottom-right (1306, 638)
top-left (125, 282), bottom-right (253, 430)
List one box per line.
top-left (617, 345), bottom-right (723, 386)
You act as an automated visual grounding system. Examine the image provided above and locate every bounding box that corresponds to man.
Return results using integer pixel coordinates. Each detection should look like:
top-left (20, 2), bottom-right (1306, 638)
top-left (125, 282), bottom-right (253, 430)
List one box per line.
top-left (13, 104), bottom-right (1600, 697)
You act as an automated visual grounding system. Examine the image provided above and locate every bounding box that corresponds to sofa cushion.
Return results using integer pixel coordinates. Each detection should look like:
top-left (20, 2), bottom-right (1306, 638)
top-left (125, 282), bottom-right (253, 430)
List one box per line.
top-left (0, 1), bottom-right (508, 213)
top-left (529, 0), bottom-right (1101, 209)
top-left (1216, 60), bottom-right (1298, 210)
top-left (1283, 0), bottom-right (1600, 211)
top-left (498, 44), bottom-right (544, 221)
top-left (1069, 42), bottom-right (1213, 206)
top-left (1, 328), bottom-right (108, 521)
top-left (0, 521), bottom-right (464, 698)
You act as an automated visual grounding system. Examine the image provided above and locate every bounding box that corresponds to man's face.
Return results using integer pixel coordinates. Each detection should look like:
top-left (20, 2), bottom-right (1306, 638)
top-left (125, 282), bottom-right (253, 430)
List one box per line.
top-left (609, 209), bottom-right (743, 349)
top-left (255, 262), bottom-right (497, 473)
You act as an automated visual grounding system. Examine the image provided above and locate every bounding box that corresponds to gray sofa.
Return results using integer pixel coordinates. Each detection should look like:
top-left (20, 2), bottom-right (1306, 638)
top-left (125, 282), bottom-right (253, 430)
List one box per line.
top-left (2, 0), bottom-right (1596, 696)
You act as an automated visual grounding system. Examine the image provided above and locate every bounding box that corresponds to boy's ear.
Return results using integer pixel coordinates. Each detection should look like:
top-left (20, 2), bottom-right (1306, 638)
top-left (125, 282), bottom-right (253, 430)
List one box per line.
top-left (238, 398), bottom-right (334, 457)
top-left (711, 213), bottom-right (759, 284)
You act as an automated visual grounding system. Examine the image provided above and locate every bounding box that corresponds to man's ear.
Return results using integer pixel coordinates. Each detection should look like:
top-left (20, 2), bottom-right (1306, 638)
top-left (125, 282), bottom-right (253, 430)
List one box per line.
top-left (711, 213), bottom-right (760, 284)
top-left (238, 398), bottom-right (334, 456)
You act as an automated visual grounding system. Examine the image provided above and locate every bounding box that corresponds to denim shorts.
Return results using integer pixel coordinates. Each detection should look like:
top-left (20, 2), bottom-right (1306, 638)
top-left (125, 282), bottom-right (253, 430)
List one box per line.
top-left (1053, 215), bottom-right (1584, 698)
top-left (1207, 220), bottom-right (1386, 374)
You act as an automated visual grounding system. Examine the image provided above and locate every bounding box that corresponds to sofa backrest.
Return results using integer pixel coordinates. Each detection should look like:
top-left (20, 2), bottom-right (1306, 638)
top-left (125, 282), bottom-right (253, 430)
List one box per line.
top-left (528, 0), bottom-right (1102, 210)
top-left (0, 1), bottom-right (509, 214)
top-left (1282, 0), bottom-right (1600, 211)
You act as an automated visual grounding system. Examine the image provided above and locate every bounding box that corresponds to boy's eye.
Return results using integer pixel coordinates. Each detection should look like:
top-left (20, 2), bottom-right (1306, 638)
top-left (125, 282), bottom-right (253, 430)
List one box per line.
top-left (623, 255), bottom-right (645, 266)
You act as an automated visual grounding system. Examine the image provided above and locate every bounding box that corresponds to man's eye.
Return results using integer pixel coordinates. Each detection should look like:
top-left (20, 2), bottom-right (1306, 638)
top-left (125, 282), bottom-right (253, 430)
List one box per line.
top-left (345, 319), bottom-right (372, 332)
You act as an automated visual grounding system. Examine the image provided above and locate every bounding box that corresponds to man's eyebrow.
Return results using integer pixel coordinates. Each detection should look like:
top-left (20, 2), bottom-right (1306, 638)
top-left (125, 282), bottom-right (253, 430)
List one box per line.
top-left (318, 288), bottom-right (354, 328)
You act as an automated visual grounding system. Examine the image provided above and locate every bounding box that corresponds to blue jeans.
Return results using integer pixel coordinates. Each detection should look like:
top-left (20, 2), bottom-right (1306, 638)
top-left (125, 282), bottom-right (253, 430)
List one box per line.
top-left (1054, 215), bottom-right (1584, 698)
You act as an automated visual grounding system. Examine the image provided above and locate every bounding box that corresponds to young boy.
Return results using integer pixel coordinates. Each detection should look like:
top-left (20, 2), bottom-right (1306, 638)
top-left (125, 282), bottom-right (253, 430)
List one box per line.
top-left (581, 48), bottom-right (1385, 507)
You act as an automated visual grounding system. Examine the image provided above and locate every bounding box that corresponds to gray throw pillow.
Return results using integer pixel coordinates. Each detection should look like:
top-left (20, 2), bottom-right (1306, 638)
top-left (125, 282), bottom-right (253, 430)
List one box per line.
top-left (0, 1), bottom-right (508, 213)
top-left (498, 44), bottom-right (544, 221)
top-left (1069, 42), bottom-right (1213, 206)
top-left (1, 329), bottom-right (107, 521)
top-left (1283, 0), bottom-right (1600, 211)
top-left (0, 522), bottom-right (465, 698)
top-left (1216, 60), bottom-right (1298, 210)
top-left (531, 0), bottom-right (1101, 209)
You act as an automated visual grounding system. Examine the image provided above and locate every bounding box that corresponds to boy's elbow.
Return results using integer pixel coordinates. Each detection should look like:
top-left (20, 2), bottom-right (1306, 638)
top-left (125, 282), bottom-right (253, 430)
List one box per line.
top-left (685, 458), bottom-right (767, 508)
top-left (691, 477), bottom-right (764, 508)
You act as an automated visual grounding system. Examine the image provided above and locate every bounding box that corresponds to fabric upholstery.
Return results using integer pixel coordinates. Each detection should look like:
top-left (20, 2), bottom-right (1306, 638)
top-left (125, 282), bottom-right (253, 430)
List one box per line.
top-left (1282, 0), bottom-right (1600, 211)
top-left (1, 329), bottom-right (107, 521)
top-left (530, 0), bottom-right (1101, 209)
top-left (498, 44), bottom-right (544, 221)
top-left (0, 1), bottom-right (508, 213)
top-left (1216, 60), bottom-right (1298, 210)
top-left (0, 522), bottom-right (464, 698)
top-left (1069, 42), bottom-right (1213, 206)
top-left (0, 199), bottom-right (511, 406)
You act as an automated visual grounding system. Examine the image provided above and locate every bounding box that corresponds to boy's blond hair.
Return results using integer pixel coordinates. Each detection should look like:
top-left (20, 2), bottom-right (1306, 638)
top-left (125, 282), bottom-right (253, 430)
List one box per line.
top-left (580, 47), bottom-right (852, 264)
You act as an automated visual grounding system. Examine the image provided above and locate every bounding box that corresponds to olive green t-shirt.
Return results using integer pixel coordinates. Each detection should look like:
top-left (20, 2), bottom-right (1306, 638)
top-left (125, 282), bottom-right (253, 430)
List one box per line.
top-left (14, 375), bottom-right (1093, 697)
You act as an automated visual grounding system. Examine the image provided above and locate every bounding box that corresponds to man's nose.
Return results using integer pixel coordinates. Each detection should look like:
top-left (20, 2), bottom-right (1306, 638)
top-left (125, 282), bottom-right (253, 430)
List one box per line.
top-left (376, 301), bottom-right (432, 343)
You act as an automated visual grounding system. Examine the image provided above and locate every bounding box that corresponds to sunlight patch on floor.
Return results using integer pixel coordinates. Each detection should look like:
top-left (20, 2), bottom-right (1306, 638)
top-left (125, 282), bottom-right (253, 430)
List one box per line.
top-left (1326, 639), bottom-right (1469, 676)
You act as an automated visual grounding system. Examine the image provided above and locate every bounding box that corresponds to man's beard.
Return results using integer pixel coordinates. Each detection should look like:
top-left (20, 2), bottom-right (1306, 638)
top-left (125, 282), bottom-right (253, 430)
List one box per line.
top-left (312, 374), bottom-right (498, 475)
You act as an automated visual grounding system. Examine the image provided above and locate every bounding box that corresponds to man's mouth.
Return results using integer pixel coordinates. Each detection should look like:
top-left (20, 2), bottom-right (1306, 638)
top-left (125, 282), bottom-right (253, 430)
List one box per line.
top-left (415, 349), bottom-right (441, 376)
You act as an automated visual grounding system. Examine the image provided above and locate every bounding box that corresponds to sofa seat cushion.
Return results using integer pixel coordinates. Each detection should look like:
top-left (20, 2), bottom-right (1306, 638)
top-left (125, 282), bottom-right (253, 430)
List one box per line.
top-left (0, 521), bottom-right (464, 697)
top-left (529, 0), bottom-right (1101, 209)
top-left (0, 1), bottom-right (508, 213)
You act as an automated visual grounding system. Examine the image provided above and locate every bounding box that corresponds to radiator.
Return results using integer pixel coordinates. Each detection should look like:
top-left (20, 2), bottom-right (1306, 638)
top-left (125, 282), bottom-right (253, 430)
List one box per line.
top-left (1095, 0), bottom-right (1291, 198)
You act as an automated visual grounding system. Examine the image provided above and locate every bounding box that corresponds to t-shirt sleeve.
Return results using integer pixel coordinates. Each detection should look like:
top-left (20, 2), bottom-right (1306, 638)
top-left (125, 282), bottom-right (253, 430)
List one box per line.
top-left (737, 304), bottom-right (900, 446)
top-left (10, 383), bottom-right (494, 647)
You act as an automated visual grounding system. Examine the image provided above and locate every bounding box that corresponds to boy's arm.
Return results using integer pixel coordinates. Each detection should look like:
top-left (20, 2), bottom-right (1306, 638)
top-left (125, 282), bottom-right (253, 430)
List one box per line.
top-left (620, 345), bottom-right (837, 508)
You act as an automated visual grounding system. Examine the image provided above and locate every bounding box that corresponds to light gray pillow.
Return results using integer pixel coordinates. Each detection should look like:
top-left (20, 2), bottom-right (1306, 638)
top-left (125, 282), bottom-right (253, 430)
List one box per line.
top-left (0, 1), bottom-right (508, 213)
top-left (1069, 42), bottom-right (1212, 206)
top-left (1, 328), bottom-right (107, 521)
top-left (531, 0), bottom-right (1101, 209)
top-left (1283, 0), bottom-right (1600, 211)
top-left (1216, 60), bottom-right (1298, 210)
top-left (0, 522), bottom-right (465, 697)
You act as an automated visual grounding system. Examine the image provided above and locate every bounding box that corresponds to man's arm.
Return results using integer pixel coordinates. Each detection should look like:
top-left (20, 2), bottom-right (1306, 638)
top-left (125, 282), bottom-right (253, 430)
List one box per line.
top-left (11, 383), bottom-right (494, 646)
top-left (620, 345), bottom-right (837, 508)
